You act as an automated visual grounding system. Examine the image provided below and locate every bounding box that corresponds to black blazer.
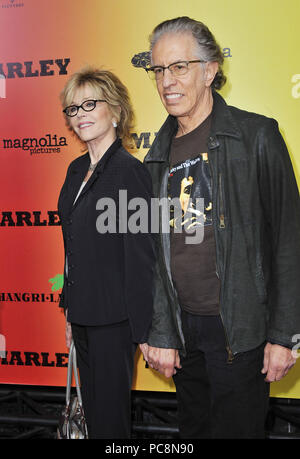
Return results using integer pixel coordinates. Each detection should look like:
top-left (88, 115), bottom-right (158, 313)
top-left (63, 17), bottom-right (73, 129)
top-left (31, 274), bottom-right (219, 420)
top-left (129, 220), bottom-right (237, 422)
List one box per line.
top-left (58, 138), bottom-right (156, 343)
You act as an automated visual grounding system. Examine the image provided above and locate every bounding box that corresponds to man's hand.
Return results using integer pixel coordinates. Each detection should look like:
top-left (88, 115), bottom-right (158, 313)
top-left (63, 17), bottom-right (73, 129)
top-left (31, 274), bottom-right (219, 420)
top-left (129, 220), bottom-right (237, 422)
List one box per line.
top-left (261, 342), bottom-right (297, 382)
top-left (147, 346), bottom-right (181, 378)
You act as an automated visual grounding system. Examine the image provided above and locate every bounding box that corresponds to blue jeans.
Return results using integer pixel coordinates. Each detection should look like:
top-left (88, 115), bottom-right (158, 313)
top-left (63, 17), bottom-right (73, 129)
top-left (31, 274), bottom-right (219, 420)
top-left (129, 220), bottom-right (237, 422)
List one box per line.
top-left (173, 311), bottom-right (270, 439)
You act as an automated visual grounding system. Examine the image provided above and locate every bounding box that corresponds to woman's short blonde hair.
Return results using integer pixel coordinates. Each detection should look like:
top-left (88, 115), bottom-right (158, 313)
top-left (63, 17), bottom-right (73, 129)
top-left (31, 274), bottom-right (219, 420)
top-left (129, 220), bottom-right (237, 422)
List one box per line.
top-left (60, 66), bottom-right (135, 147)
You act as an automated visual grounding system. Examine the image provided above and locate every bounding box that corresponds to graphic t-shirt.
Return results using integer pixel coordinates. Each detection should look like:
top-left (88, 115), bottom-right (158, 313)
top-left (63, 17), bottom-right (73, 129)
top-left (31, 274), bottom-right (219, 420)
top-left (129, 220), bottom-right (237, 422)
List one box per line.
top-left (168, 114), bottom-right (220, 315)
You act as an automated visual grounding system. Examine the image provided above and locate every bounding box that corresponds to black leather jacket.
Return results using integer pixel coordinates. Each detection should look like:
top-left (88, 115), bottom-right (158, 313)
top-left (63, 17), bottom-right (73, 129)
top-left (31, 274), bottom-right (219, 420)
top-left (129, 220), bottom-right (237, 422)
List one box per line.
top-left (144, 91), bottom-right (300, 357)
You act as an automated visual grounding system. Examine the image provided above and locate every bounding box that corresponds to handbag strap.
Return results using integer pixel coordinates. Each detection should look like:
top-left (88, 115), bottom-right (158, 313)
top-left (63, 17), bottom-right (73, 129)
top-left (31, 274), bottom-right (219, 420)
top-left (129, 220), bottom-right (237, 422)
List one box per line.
top-left (66, 340), bottom-right (83, 407)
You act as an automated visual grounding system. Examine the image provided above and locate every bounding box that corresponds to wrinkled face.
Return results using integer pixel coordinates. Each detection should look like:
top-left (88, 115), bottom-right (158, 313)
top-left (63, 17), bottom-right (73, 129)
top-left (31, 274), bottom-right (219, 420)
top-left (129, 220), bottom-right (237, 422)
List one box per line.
top-left (151, 32), bottom-right (215, 121)
top-left (68, 85), bottom-right (116, 144)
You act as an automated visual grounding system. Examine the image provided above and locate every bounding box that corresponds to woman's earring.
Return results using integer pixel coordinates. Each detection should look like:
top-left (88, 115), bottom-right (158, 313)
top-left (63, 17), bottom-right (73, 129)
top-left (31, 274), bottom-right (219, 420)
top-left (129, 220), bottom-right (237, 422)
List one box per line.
top-left (112, 121), bottom-right (117, 128)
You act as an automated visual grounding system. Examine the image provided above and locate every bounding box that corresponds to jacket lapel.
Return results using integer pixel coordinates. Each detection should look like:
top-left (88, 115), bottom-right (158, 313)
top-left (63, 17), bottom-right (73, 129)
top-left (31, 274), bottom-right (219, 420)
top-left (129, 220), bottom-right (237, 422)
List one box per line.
top-left (210, 91), bottom-right (241, 139)
top-left (71, 167), bottom-right (100, 213)
top-left (69, 138), bottom-right (122, 213)
top-left (144, 115), bottom-right (177, 164)
top-left (144, 91), bottom-right (242, 166)
top-left (66, 154), bottom-right (89, 214)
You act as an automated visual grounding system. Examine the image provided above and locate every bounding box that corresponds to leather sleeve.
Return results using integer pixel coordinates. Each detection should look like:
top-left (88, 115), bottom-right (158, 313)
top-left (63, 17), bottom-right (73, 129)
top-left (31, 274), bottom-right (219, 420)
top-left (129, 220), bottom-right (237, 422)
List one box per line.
top-left (257, 118), bottom-right (300, 348)
top-left (147, 251), bottom-right (183, 349)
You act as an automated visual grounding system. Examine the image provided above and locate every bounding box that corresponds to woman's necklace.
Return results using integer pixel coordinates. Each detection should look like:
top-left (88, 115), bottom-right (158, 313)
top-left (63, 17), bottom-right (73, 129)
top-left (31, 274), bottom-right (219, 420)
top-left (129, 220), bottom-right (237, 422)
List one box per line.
top-left (88, 160), bottom-right (100, 172)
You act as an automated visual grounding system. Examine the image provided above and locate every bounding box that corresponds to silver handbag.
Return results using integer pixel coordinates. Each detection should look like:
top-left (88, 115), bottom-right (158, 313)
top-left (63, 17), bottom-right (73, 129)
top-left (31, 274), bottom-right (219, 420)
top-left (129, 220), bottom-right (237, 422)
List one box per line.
top-left (57, 340), bottom-right (88, 439)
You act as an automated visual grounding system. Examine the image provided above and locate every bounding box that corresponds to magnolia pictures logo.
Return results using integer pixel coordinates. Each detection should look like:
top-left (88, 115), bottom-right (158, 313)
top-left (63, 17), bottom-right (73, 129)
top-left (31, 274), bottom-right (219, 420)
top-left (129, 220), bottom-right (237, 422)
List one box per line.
top-left (0, 131), bottom-right (155, 156)
top-left (1, 133), bottom-right (68, 155)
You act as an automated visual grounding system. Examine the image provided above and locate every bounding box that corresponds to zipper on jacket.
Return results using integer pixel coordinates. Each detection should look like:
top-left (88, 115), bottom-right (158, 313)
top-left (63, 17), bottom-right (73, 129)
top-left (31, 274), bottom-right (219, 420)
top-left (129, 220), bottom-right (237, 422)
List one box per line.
top-left (214, 168), bottom-right (232, 363)
top-left (216, 263), bottom-right (234, 364)
top-left (219, 173), bottom-right (225, 228)
top-left (219, 309), bottom-right (234, 364)
top-left (208, 141), bottom-right (232, 362)
top-left (226, 346), bottom-right (234, 364)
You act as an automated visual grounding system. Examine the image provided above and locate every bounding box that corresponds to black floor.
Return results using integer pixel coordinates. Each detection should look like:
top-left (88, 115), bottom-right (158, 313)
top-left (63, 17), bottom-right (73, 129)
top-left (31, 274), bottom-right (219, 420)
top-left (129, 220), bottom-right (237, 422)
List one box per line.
top-left (1, 385), bottom-right (300, 439)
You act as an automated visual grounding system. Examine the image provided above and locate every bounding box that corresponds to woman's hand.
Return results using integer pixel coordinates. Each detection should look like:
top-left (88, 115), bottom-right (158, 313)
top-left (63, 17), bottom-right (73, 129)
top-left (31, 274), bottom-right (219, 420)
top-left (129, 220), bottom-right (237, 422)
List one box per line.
top-left (139, 343), bottom-right (149, 362)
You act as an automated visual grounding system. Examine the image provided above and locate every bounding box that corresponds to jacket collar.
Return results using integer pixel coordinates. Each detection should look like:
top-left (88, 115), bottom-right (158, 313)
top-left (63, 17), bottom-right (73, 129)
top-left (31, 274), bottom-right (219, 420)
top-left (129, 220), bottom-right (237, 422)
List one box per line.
top-left (145, 91), bottom-right (241, 163)
top-left (211, 90), bottom-right (242, 138)
top-left (71, 137), bottom-right (122, 175)
top-left (68, 137), bottom-right (122, 213)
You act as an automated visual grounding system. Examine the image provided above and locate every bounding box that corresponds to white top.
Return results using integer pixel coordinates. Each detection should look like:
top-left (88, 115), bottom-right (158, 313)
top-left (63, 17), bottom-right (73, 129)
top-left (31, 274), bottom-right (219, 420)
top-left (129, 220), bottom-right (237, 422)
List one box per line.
top-left (73, 181), bottom-right (87, 205)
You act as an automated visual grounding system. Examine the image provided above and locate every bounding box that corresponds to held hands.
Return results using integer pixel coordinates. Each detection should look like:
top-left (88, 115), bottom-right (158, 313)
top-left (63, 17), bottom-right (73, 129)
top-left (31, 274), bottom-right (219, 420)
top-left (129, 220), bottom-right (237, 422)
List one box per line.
top-left (139, 344), bottom-right (181, 378)
top-left (261, 342), bottom-right (297, 382)
top-left (140, 342), bottom-right (297, 381)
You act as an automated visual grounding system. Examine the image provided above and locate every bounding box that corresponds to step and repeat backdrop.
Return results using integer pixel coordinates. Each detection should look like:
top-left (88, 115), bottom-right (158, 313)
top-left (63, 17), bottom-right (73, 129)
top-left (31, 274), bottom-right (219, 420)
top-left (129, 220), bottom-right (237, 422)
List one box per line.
top-left (0, 0), bottom-right (299, 396)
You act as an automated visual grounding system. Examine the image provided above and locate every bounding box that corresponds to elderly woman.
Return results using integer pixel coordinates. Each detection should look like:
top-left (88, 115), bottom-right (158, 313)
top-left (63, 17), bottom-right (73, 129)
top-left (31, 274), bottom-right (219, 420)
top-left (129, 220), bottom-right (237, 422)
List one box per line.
top-left (58, 67), bottom-right (155, 439)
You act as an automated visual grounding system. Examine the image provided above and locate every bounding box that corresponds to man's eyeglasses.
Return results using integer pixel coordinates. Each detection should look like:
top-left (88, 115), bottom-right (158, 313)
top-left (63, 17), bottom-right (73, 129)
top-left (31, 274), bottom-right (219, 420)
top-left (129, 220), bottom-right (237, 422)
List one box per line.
top-left (63, 99), bottom-right (106, 117)
top-left (145, 60), bottom-right (206, 81)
